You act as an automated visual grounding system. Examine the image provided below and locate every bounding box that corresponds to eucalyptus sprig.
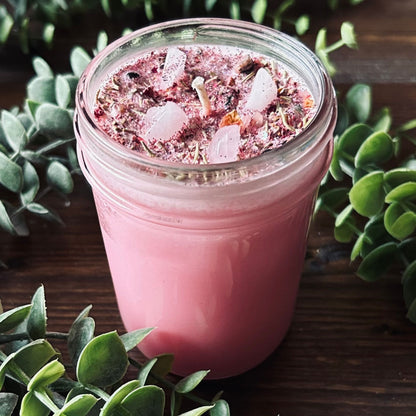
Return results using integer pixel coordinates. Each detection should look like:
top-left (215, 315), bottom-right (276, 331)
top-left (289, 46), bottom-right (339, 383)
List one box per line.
top-left (0, 286), bottom-right (229, 416)
top-left (0, 23), bottom-right (356, 241)
top-left (317, 84), bottom-right (416, 321)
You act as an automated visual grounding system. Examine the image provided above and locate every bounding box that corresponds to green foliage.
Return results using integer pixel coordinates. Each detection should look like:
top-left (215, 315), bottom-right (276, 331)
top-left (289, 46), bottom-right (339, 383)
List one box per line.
top-left (317, 83), bottom-right (416, 322)
top-left (0, 0), bottom-right (365, 52)
top-left (0, 287), bottom-right (228, 416)
top-left (0, 49), bottom-right (88, 237)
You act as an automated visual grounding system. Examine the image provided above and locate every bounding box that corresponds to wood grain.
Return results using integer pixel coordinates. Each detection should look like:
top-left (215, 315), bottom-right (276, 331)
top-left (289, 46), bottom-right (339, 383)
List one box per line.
top-left (1, 1), bottom-right (416, 415)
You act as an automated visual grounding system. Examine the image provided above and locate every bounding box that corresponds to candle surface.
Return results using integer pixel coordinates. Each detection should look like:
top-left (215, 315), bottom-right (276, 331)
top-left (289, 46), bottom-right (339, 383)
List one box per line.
top-left (94, 45), bottom-right (315, 164)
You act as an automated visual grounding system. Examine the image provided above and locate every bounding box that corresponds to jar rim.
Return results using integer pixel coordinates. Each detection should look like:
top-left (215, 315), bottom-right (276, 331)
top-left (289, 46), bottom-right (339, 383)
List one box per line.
top-left (75, 17), bottom-right (336, 182)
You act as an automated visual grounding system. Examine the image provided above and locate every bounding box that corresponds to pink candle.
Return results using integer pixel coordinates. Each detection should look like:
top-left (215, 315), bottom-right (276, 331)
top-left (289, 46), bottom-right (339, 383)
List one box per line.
top-left (74, 18), bottom-right (336, 379)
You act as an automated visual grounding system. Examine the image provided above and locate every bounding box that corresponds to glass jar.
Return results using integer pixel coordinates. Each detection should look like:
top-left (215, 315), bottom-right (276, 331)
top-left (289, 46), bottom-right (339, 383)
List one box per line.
top-left (74, 18), bottom-right (336, 379)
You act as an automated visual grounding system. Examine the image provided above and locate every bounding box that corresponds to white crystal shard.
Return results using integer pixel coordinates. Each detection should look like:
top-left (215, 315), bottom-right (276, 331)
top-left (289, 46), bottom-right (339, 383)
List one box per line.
top-left (245, 67), bottom-right (277, 112)
top-left (160, 48), bottom-right (187, 89)
top-left (144, 102), bottom-right (187, 142)
top-left (207, 125), bottom-right (241, 163)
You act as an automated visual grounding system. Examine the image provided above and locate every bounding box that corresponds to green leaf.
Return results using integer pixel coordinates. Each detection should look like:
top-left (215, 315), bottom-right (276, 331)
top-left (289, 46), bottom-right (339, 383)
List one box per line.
top-left (70, 47), bottom-right (91, 78)
top-left (0, 151), bottom-right (23, 192)
top-left (21, 161), bottom-right (40, 205)
top-left (349, 171), bottom-right (385, 217)
top-left (27, 202), bottom-right (49, 215)
top-left (315, 27), bottom-right (327, 51)
top-left (27, 77), bottom-right (56, 103)
top-left (210, 400), bottom-right (230, 416)
top-left (205, 0), bottom-right (218, 12)
top-left (55, 75), bottom-right (71, 108)
top-left (42, 23), bottom-right (55, 46)
top-left (397, 118), bottom-right (416, 133)
top-left (137, 358), bottom-right (157, 387)
top-left (175, 370), bottom-right (210, 394)
top-left (335, 204), bottom-right (353, 227)
top-left (47, 160), bottom-right (74, 194)
top-left (385, 182), bottom-right (416, 202)
top-left (121, 385), bottom-right (165, 415)
top-left (14, 339), bottom-right (58, 378)
top-left (334, 104), bottom-right (349, 137)
top-left (179, 405), bottom-right (214, 416)
top-left (229, 0), bottom-right (240, 19)
top-left (0, 6), bottom-right (13, 44)
top-left (346, 84), bottom-right (371, 123)
top-left (27, 285), bottom-right (47, 339)
top-left (0, 392), bottom-right (18, 416)
top-left (54, 394), bottom-right (98, 416)
top-left (1, 109), bottom-right (28, 151)
top-left (28, 359), bottom-right (65, 391)
top-left (328, 144), bottom-right (344, 181)
top-left (0, 200), bottom-right (17, 234)
top-left (402, 260), bottom-right (416, 309)
top-left (20, 391), bottom-right (50, 416)
top-left (35, 103), bottom-right (74, 139)
top-left (147, 354), bottom-right (174, 379)
top-left (316, 187), bottom-right (349, 211)
top-left (398, 237), bottom-right (416, 263)
top-left (33, 57), bottom-right (53, 78)
top-left (68, 315), bottom-right (95, 368)
top-left (295, 14), bottom-right (309, 35)
top-left (99, 380), bottom-right (141, 416)
top-left (251, 0), bottom-right (267, 23)
top-left (76, 331), bottom-right (129, 387)
top-left (384, 203), bottom-right (416, 240)
top-left (0, 304), bottom-right (31, 333)
top-left (101, 0), bottom-right (112, 16)
top-left (356, 242), bottom-right (398, 282)
top-left (96, 31), bottom-right (108, 53)
top-left (384, 168), bottom-right (416, 188)
top-left (120, 327), bottom-right (154, 352)
top-left (340, 22), bottom-right (358, 49)
top-left (350, 232), bottom-right (366, 261)
top-left (67, 145), bottom-right (80, 172)
top-left (337, 123), bottom-right (373, 157)
top-left (372, 107), bottom-right (392, 133)
top-left (355, 131), bottom-right (394, 168)
top-left (334, 220), bottom-right (355, 243)
top-left (144, 0), bottom-right (154, 20)
top-left (25, 99), bottom-right (41, 121)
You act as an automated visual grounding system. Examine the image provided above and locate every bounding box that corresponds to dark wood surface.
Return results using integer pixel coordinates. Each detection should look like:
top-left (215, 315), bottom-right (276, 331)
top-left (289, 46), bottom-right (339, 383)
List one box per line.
top-left (2, 1), bottom-right (416, 414)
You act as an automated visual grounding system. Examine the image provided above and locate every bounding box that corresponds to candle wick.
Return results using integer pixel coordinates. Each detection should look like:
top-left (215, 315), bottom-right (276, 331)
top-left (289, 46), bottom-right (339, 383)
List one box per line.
top-left (192, 76), bottom-right (211, 116)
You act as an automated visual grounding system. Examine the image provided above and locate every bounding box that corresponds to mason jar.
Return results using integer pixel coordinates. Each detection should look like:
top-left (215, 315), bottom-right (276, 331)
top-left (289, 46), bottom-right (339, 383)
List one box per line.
top-left (74, 18), bottom-right (336, 379)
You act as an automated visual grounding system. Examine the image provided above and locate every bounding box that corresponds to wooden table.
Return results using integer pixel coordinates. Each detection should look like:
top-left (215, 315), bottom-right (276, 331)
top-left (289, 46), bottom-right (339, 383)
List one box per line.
top-left (2, 1), bottom-right (416, 414)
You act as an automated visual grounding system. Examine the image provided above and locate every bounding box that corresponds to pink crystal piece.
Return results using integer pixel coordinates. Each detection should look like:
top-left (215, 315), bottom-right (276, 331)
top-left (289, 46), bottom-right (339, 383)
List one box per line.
top-left (160, 48), bottom-right (187, 89)
top-left (144, 102), bottom-right (187, 142)
top-left (207, 124), bottom-right (241, 163)
top-left (245, 67), bottom-right (277, 112)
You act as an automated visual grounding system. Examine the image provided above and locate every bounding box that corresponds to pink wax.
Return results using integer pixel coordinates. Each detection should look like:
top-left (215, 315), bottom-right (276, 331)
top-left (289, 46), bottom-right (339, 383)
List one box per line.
top-left (74, 18), bottom-right (337, 379)
top-left (93, 179), bottom-right (320, 378)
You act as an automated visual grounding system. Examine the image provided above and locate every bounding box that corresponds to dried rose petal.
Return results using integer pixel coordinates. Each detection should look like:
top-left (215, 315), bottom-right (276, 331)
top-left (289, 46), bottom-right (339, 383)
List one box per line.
top-left (207, 124), bottom-right (241, 163)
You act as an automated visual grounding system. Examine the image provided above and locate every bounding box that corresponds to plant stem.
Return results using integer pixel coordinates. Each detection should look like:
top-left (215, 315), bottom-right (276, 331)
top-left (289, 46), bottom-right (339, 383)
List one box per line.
top-left (128, 358), bottom-right (212, 407)
top-left (0, 332), bottom-right (29, 343)
top-left (46, 331), bottom-right (68, 339)
top-left (85, 384), bottom-right (110, 401)
top-left (324, 39), bottom-right (345, 54)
